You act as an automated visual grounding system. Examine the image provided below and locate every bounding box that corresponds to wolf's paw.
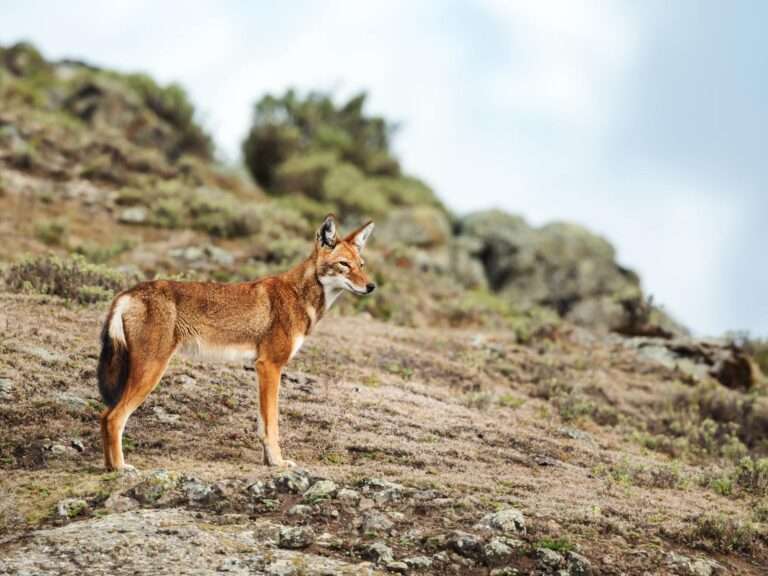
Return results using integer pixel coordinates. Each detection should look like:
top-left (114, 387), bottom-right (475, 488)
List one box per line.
top-left (280, 459), bottom-right (297, 468)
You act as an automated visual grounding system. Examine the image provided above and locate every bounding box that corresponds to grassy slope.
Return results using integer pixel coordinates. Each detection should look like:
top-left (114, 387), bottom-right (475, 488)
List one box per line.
top-left (0, 293), bottom-right (766, 573)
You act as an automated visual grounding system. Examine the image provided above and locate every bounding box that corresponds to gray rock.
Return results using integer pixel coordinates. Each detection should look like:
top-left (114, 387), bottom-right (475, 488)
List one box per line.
top-left (537, 547), bottom-right (564, 570)
top-left (364, 541), bottom-right (394, 564)
top-left (379, 206), bottom-right (452, 248)
top-left (180, 476), bottom-right (215, 505)
top-left (128, 469), bottom-right (178, 504)
top-left (360, 510), bottom-right (394, 533)
top-left (56, 498), bottom-right (87, 519)
top-left (566, 551), bottom-right (593, 575)
top-left (55, 392), bottom-right (89, 410)
top-left (455, 210), bottom-right (668, 333)
top-left (0, 508), bottom-right (374, 575)
top-left (666, 552), bottom-right (725, 576)
top-left (337, 488), bottom-right (360, 505)
top-left (474, 508), bottom-right (526, 536)
top-left (169, 244), bottom-right (235, 268)
top-left (119, 206), bottom-right (148, 224)
top-left (0, 377), bottom-right (13, 399)
top-left (287, 504), bottom-right (313, 517)
top-left (483, 537), bottom-right (519, 566)
top-left (404, 555), bottom-right (433, 570)
top-left (278, 526), bottom-right (315, 549)
top-left (302, 479), bottom-right (337, 503)
top-left (246, 479), bottom-right (274, 499)
top-left (103, 493), bottom-right (138, 513)
top-left (386, 560), bottom-right (409, 574)
top-left (70, 439), bottom-right (85, 452)
top-left (274, 468), bottom-right (311, 494)
top-left (448, 531), bottom-right (483, 559)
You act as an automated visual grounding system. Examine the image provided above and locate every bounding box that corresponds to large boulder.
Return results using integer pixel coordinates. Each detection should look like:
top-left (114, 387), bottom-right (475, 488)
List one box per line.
top-left (456, 210), bottom-right (681, 334)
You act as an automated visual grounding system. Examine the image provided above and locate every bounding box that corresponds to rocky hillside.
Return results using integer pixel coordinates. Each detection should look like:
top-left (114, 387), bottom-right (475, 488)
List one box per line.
top-left (1, 42), bottom-right (768, 575)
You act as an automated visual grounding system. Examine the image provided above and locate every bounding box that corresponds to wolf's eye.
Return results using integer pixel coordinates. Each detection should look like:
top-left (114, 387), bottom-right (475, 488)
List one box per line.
top-left (337, 261), bottom-right (351, 271)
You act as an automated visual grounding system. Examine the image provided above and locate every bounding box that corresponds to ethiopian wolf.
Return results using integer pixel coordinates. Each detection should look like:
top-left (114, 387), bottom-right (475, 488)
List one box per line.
top-left (97, 215), bottom-right (375, 470)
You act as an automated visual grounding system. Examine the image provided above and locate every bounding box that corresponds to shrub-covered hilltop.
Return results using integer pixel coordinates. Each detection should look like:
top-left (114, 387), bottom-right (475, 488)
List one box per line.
top-left (2, 41), bottom-right (768, 575)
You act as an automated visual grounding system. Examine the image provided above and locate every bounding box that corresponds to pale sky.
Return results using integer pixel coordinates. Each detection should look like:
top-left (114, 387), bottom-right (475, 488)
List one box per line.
top-left (2, 0), bottom-right (766, 336)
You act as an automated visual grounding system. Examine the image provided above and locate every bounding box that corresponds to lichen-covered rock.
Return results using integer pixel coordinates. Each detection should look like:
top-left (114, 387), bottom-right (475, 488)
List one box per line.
top-left (278, 525), bottom-right (315, 549)
top-left (455, 210), bottom-right (679, 334)
top-left (337, 488), bottom-right (361, 506)
top-left (360, 510), bottom-right (394, 533)
top-left (666, 552), bottom-right (725, 576)
top-left (448, 531), bottom-right (483, 560)
top-left (379, 205), bottom-right (452, 248)
top-left (474, 508), bottom-right (526, 536)
top-left (482, 537), bottom-right (521, 566)
top-left (364, 541), bottom-right (394, 564)
top-left (566, 551), bottom-right (593, 575)
top-left (404, 555), bottom-right (433, 570)
top-left (274, 468), bottom-right (311, 494)
top-left (537, 547), bottom-right (564, 571)
top-left (302, 479), bottom-right (337, 503)
top-left (55, 498), bottom-right (87, 520)
top-left (127, 469), bottom-right (179, 505)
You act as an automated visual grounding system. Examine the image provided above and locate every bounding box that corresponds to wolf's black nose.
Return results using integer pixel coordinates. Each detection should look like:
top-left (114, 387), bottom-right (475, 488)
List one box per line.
top-left (366, 283), bottom-right (376, 294)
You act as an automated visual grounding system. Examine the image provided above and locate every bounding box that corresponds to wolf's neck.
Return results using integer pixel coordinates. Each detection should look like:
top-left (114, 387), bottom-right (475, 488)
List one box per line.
top-left (282, 255), bottom-right (328, 332)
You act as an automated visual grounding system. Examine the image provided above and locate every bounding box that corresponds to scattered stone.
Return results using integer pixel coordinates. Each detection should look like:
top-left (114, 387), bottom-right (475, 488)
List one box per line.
top-left (566, 551), bottom-right (593, 575)
top-left (246, 480), bottom-right (273, 499)
top-left (490, 568), bottom-right (520, 576)
top-left (287, 504), bottom-right (312, 517)
top-left (360, 510), bottom-right (394, 533)
top-left (216, 557), bottom-right (243, 572)
top-left (483, 537), bottom-right (520, 566)
top-left (474, 508), bottom-right (526, 536)
top-left (358, 496), bottom-right (376, 510)
top-left (448, 531), bottom-right (483, 559)
top-left (537, 548), bottom-right (564, 570)
top-left (180, 476), bottom-right (215, 505)
top-left (118, 206), bottom-right (148, 224)
top-left (558, 427), bottom-right (594, 443)
top-left (128, 469), bottom-right (178, 504)
top-left (278, 526), bottom-right (315, 549)
top-left (56, 498), bottom-right (87, 520)
top-left (152, 406), bottom-right (180, 425)
top-left (337, 488), bottom-right (360, 505)
top-left (103, 493), bottom-right (138, 513)
top-left (386, 560), bottom-right (409, 574)
top-left (49, 443), bottom-right (71, 456)
top-left (315, 531), bottom-right (344, 548)
top-left (404, 555), bottom-right (433, 570)
top-left (666, 552), bottom-right (725, 576)
top-left (274, 468), bottom-right (311, 494)
top-left (302, 479), bottom-right (337, 503)
top-left (55, 392), bottom-right (89, 410)
top-left (0, 377), bottom-right (13, 399)
top-left (364, 541), bottom-right (394, 564)
top-left (70, 439), bottom-right (86, 452)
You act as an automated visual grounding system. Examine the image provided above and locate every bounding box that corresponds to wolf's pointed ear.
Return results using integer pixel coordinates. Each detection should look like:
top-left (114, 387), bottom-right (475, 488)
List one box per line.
top-left (317, 214), bottom-right (338, 249)
top-left (345, 220), bottom-right (375, 252)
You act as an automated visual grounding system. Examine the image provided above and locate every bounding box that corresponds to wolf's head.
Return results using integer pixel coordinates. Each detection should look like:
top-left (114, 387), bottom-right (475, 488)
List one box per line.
top-left (314, 215), bottom-right (375, 306)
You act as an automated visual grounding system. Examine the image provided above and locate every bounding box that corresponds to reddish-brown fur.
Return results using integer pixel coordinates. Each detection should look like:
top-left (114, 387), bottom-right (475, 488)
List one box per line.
top-left (97, 216), bottom-right (374, 470)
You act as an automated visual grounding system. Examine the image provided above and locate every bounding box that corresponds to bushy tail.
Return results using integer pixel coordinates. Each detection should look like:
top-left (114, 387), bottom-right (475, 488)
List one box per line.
top-left (97, 301), bottom-right (130, 407)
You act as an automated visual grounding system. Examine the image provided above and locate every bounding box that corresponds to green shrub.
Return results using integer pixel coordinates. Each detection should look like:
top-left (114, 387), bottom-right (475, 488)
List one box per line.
top-left (736, 457), bottom-right (768, 496)
top-left (3, 254), bottom-right (129, 304)
top-left (688, 513), bottom-right (758, 553)
top-left (34, 219), bottom-right (68, 246)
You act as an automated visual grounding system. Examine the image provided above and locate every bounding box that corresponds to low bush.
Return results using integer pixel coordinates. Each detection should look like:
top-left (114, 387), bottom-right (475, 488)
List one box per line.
top-left (3, 254), bottom-right (130, 304)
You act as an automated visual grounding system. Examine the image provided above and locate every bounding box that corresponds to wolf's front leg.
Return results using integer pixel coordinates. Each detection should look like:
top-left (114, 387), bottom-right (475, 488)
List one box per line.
top-left (256, 359), bottom-right (295, 467)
